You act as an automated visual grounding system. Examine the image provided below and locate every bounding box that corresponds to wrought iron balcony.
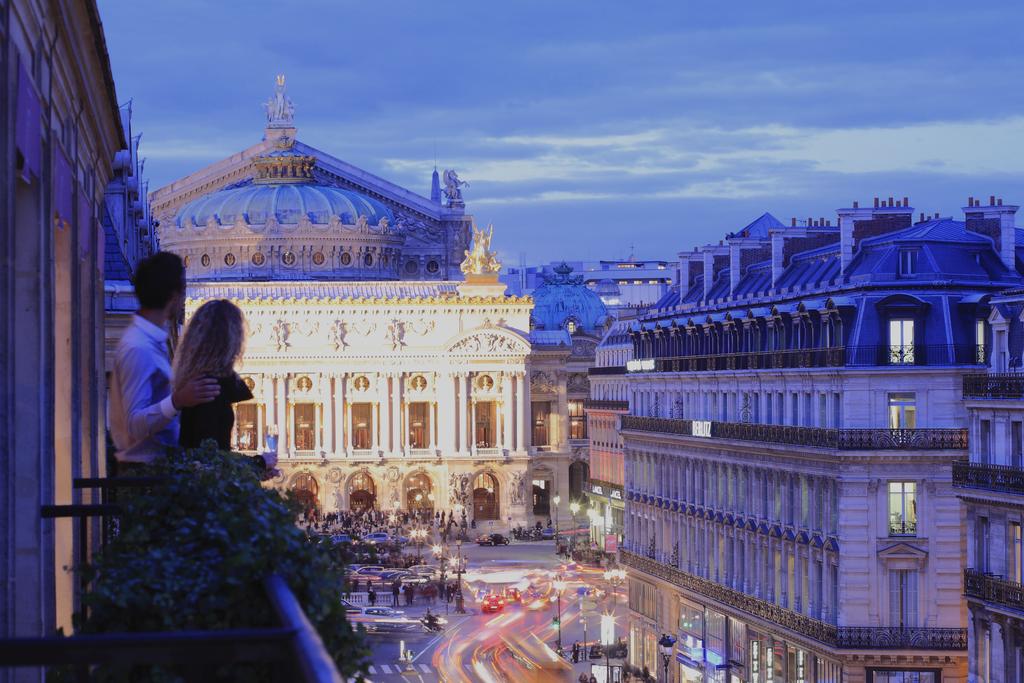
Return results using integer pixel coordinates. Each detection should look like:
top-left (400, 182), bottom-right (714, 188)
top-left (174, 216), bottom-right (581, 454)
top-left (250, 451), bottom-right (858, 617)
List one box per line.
top-left (963, 373), bottom-right (1024, 399)
top-left (588, 365), bottom-right (626, 376)
top-left (635, 344), bottom-right (982, 374)
top-left (888, 520), bottom-right (918, 537)
top-left (620, 416), bottom-right (968, 450)
top-left (833, 626), bottom-right (967, 650)
top-left (620, 550), bottom-right (966, 651)
top-left (584, 399), bottom-right (630, 411)
top-left (964, 568), bottom-right (1024, 611)
top-left (953, 460), bottom-right (1024, 495)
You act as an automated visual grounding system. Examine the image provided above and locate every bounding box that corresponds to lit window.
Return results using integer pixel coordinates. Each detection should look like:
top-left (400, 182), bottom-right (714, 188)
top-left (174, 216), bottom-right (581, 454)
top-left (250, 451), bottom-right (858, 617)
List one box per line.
top-left (567, 320), bottom-right (577, 335)
top-left (234, 403), bottom-right (259, 451)
top-left (888, 319), bottom-right (915, 364)
top-left (475, 401), bottom-right (496, 447)
top-left (293, 403), bottom-right (317, 451)
top-left (976, 319), bottom-right (986, 364)
top-left (887, 392), bottom-right (916, 429)
top-left (352, 403), bottom-right (373, 449)
top-left (569, 399), bottom-right (587, 439)
top-left (888, 482), bottom-right (917, 536)
top-left (408, 402), bottom-right (430, 449)
top-left (532, 401), bottom-right (549, 446)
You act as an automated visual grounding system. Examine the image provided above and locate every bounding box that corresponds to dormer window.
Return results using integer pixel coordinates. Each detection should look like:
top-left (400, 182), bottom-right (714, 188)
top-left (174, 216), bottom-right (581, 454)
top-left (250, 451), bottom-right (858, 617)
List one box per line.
top-left (898, 250), bottom-right (917, 277)
top-left (567, 320), bottom-right (577, 335)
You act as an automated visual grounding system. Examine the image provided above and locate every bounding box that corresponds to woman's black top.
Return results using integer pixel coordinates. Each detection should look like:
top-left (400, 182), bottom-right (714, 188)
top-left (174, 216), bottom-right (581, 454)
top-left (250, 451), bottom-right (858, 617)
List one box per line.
top-left (179, 373), bottom-right (253, 450)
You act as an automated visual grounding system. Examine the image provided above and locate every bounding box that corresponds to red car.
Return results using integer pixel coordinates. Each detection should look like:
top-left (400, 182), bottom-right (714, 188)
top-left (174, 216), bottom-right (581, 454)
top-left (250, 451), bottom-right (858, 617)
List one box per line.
top-left (481, 593), bottom-right (506, 613)
top-left (502, 587), bottom-right (522, 603)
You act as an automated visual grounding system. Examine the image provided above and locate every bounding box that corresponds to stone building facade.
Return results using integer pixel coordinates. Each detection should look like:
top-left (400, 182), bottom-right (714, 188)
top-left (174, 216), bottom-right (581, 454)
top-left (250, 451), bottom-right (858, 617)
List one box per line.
top-left (617, 202), bottom-right (1021, 682)
top-left (0, 0), bottom-right (137, 660)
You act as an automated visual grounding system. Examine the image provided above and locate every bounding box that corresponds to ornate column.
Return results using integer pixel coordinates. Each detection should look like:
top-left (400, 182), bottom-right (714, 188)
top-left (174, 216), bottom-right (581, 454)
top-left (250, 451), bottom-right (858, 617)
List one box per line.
top-left (457, 372), bottom-right (469, 456)
top-left (276, 374), bottom-right (287, 460)
top-left (378, 373), bottom-right (389, 455)
top-left (470, 396), bottom-right (478, 456)
top-left (334, 373), bottom-right (346, 457)
top-left (391, 372), bottom-right (402, 456)
top-left (515, 371), bottom-right (526, 452)
top-left (556, 371), bottom-right (569, 449)
top-left (501, 372), bottom-right (513, 452)
top-left (318, 375), bottom-right (329, 455)
top-left (322, 375), bottom-right (334, 456)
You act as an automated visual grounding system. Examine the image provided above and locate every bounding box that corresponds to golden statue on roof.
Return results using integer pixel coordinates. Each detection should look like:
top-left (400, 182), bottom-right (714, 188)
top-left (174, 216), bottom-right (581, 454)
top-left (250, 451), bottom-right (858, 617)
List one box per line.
top-left (460, 223), bottom-right (501, 276)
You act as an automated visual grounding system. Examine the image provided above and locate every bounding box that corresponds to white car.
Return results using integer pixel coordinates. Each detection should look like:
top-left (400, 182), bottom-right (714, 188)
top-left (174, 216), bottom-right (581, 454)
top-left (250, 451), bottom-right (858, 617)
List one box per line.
top-left (362, 532), bottom-right (390, 545)
top-left (353, 565), bottom-right (386, 576)
top-left (409, 565), bottom-right (440, 580)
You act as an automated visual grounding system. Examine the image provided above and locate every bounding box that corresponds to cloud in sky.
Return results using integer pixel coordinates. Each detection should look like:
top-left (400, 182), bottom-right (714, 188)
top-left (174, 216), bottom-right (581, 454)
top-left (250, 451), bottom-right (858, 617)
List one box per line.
top-left (98, 0), bottom-right (1024, 262)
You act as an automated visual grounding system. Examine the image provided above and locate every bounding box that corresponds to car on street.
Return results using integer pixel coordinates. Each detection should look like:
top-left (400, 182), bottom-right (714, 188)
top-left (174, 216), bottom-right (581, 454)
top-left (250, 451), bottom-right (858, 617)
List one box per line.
top-left (409, 565), bottom-right (441, 580)
top-left (476, 533), bottom-right (511, 546)
top-left (353, 565), bottom-right (386, 576)
top-left (361, 606), bottom-right (406, 617)
top-left (330, 533), bottom-right (352, 545)
top-left (379, 569), bottom-right (412, 581)
top-left (361, 532), bottom-right (390, 545)
top-left (481, 593), bottom-right (506, 613)
top-left (502, 587), bottom-right (522, 603)
top-left (541, 527), bottom-right (556, 540)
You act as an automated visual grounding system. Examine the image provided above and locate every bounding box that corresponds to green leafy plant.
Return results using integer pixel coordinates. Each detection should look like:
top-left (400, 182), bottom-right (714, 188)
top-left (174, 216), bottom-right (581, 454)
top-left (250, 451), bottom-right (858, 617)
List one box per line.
top-left (62, 443), bottom-right (368, 681)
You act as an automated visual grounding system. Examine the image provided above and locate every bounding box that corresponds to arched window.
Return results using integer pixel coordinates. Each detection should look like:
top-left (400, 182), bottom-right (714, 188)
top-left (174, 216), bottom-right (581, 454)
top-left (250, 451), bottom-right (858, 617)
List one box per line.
top-left (472, 473), bottom-right (500, 521)
top-left (348, 472), bottom-right (376, 513)
top-left (405, 472), bottom-right (433, 511)
top-left (291, 473), bottom-right (319, 516)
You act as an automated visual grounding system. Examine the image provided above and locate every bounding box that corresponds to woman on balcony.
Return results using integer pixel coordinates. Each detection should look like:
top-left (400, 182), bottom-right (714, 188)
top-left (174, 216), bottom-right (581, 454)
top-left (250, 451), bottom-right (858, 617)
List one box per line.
top-left (173, 300), bottom-right (277, 475)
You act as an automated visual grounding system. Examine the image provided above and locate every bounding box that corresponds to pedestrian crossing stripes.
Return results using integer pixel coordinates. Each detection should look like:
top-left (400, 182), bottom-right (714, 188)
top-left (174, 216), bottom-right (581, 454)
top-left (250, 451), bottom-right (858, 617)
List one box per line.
top-left (365, 664), bottom-right (433, 675)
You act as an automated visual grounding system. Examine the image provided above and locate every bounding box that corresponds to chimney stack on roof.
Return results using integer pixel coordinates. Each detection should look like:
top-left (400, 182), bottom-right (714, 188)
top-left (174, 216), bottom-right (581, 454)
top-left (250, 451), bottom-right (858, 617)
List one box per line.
top-left (964, 196), bottom-right (1018, 271)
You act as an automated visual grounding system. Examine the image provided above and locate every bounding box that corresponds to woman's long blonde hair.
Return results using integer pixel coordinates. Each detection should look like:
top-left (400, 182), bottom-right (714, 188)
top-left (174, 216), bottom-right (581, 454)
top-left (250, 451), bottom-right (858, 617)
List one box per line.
top-left (173, 299), bottom-right (246, 390)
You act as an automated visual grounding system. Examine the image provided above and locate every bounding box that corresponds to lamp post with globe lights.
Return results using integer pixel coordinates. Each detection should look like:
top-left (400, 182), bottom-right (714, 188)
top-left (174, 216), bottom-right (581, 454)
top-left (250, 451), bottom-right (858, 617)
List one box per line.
top-left (432, 543), bottom-right (450, 615)
top-left (553, 494), bottom-right (561, 547)
top-left (410, 527), bottom-right (427, 564)
top-left (553, 575), bottom-right (567, 655)
top-left (603, 567), bottom-right (626, 603)
top-left (658, 633), bottom-right (676, 682)
top-left (569, 501), bottom-right (581, 557)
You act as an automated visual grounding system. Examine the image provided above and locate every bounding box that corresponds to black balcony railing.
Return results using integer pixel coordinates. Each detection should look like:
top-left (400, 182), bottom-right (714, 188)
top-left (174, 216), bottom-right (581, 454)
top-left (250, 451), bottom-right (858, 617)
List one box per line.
top-left (833, 627), bottom-right (967, 650)
top-left (634, 344), bottom-right (983, 374)
top-left (621, 551), bottom-right (966, 650)
top-left (584, 399), bottom-right (630, 411)
top-left (588, 365), bottom-right (627, 376)
top-left (620, 416), bottom-right (968, 450)
top-left (0, 476), bottom-right (345, 682)
top-left (953, 460), bottom-right (1024, 495)
top-left (963, 373), bottom-right (1024, 399)
top-left (964, 568), bottom-right (1024, 611)
top-left (888, 520), bottom-right (918, 537)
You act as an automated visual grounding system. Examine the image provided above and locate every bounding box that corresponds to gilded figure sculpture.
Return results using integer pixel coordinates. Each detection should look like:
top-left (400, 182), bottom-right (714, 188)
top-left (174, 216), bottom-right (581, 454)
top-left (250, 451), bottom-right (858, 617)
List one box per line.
top-left (460, 223), bottom-right (501, 276)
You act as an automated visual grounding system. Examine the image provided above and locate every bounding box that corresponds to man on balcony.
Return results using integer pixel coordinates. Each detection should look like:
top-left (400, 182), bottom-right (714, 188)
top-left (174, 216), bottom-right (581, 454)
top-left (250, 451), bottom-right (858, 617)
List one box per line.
top-left (108, 252), bottom-right (220, 467)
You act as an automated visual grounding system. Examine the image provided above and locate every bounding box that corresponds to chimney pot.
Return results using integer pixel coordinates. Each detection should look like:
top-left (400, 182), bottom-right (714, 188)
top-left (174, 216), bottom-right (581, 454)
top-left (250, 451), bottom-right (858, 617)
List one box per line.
top-left (999, 198), bottom-right (1004, 206)
top-left (903, 197), bottom-right (908, 207)
top-left (888, 197), bottom-right (894, 207)
top-left (991, 195), bottom-right (997, 206)
top-left (919, 213), bottom-right (925, 223)
top-left (853, 201), bottom-right (859, 208)
top-left (969, 196), bottom-right (974, 207)
top-left (874, 197), bottom-right (880, 208)
top-left (791, 217), bottom-right (796, 227)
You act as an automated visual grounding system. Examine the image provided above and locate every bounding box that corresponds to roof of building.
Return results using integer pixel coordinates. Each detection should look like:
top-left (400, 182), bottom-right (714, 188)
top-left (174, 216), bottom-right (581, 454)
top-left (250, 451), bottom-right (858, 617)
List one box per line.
top-left (530, 263), bottom-right (611, 333)
top-left (186, 281), bottom-right (461, 301)
top-left (728, 212), bottom-right (785, 239)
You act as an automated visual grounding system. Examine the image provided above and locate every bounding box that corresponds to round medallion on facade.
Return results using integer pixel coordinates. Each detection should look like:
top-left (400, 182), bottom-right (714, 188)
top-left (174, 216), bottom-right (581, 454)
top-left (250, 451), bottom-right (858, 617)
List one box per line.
top-left (252, 251), bottom-right (266, 266)
top-left (353, 375), bottom-right (370, 391)
top-left (340, 252), bottom-right (352, 266)
top-left (363, 253), bottom-right (373, 267)
top-left (476, 374), bottom-right (495, 390)
top-left (282, 251), bottom-right (296, 266)
top-left (224, 253), bottom-right (236, 267)
top-left (242, 376), bottom-right (255, 391)
top-left (410, 375), bottom-right (428, 391)
top-left (427, 260), bottom-right (440, 274)
top-left (405, 260), bottom-right (419, 275)
top-left (312, 251), bottom-right (325, 266)
top-left (183, 255), bottom-right (191, 268)
top-left (326, 468), bottom-right (343, 484)
top-left (201, 253), bottom-right (211, 267)
top-left (296, 375), bottom-right (313, 391)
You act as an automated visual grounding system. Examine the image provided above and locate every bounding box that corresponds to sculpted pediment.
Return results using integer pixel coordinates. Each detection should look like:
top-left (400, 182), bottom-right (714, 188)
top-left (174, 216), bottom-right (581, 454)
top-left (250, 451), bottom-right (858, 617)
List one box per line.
top-left (445, 327), bottom-right (530, 356)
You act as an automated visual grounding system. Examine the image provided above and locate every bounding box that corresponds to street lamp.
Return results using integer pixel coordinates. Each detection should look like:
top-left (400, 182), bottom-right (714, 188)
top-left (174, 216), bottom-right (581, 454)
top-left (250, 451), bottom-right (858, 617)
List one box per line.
top-left (553, 495), bottom-right (561, 548)
top-left (433, 543), bottom-right (450, 615)
top-left (553, 575), bottom-right (567, 654)
top-left (658, 633), bottom-right (676, 682)
top-left (569, 501), bottom-right (581, 557)
top-left (411, 528), bottom-right (427, 563)
top-left (454, 539), bottom-right (466, 614)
